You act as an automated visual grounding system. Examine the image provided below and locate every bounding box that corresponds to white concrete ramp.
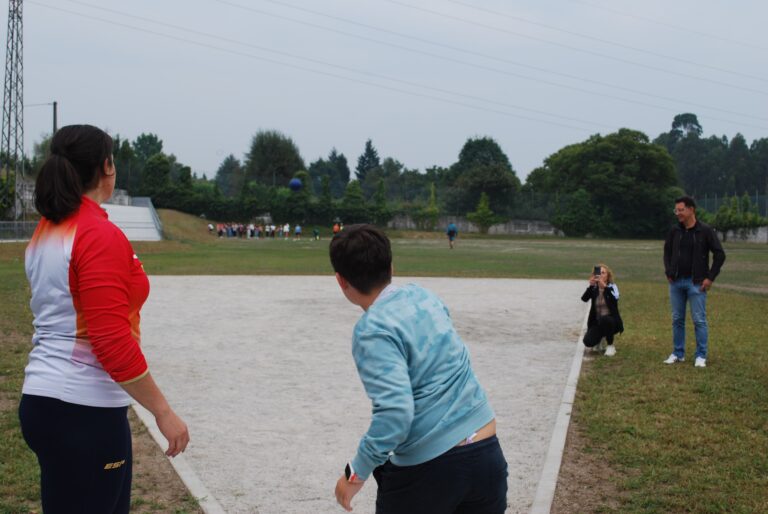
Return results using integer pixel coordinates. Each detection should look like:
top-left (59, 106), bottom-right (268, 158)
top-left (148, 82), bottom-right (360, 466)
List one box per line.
top-left (103, 204), bottom-right (162, 241)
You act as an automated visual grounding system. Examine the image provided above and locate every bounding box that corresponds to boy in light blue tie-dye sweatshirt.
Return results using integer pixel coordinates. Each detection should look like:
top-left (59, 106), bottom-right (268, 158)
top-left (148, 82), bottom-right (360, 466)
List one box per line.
top-left (330, 225), bottom-right (508, 514)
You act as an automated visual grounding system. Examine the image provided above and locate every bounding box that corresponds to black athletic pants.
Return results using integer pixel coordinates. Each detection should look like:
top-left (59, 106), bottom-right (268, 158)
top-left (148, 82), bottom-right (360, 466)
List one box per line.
top-left (18, 394), bottom-right (132, 514)
top-left (583, 315), bottom-right (617, 347)
top-left (372, 435), bottom-right (508, 514)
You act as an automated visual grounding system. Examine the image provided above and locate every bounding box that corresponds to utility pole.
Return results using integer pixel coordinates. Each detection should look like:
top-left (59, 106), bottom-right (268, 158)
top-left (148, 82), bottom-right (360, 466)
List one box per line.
top-left (1, 0), bottom-right (23, 220)
top-left (52, 100), bottom-right (57, 133)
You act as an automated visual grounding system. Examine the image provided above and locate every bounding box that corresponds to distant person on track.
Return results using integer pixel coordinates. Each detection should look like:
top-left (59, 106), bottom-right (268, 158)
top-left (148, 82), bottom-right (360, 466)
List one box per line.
top-left (19, 125), bottom-right (189, 513)
top-left (446, 222), bottom-right (458, 249)
top-left (581, 263), bottom-right (624, 357)
top-left (330, 224), bottom-right (508, 514)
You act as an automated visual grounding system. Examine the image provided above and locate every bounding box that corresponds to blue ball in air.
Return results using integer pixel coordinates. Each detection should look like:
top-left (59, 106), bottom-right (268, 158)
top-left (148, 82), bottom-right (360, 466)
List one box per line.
top-left (289, 178), bottom-right (303, 191)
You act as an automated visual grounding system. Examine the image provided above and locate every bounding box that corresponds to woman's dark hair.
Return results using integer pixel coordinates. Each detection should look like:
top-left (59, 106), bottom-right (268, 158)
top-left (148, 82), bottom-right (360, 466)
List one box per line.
top-left (329, 224), bottom-right (392, 294)
top-left (34, 124), bottom-right (113, 223)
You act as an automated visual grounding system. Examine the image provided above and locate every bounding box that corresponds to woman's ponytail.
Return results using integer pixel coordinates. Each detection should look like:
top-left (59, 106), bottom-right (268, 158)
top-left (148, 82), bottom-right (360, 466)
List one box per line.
top-left (34, 154), bottom-right (83, 223)
top-left (33, 125), bottom-right (113, 223)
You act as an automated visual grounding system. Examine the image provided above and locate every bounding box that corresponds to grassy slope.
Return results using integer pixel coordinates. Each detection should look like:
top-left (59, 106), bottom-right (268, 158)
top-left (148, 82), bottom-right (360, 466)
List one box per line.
top-left (1, 209), bottom-right (766, 513)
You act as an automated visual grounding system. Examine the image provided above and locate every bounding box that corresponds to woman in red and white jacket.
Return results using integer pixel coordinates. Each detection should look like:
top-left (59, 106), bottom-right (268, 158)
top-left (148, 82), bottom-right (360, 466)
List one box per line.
top-left (19, 125), bottom-right (189, 513)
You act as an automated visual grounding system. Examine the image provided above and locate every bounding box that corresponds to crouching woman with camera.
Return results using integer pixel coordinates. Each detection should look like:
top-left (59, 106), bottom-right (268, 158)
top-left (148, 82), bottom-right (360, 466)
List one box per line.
top-left (581, 264), bottom-right (624, 356)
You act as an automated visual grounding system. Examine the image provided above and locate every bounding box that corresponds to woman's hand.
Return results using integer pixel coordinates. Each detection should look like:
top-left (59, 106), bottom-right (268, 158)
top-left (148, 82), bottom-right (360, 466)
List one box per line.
top-left (597, 274), bottom-right (607, 289)
top-left (119, 372), bottom-right (190, 457)
top-left (156, 409), bottom-right (190, 457)
top-left (588, 275), bottom-right (597, 286)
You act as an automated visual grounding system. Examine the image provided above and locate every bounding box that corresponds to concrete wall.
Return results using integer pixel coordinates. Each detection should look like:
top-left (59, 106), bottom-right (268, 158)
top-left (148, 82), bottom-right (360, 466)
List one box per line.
top-left (107, 189), bottom-right (132, 206)
top-left (721, 226), bottom-right (768, 244)
top-left (388, 215), bottom-right (560, 236)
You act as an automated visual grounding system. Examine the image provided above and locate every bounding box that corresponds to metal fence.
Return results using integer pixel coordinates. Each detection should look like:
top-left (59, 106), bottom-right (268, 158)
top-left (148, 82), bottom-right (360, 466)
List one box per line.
top-left (697, 194), bottom-right (767, 217)
top-left (0, 221), bottom-right (37, 240)
top-left (1, 196), bottom-right (163, 241)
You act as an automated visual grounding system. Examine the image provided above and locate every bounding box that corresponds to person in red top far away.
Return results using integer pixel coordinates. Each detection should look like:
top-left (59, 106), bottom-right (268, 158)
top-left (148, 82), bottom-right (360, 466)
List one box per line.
top-left (19, 125), bottom-right (189, 513)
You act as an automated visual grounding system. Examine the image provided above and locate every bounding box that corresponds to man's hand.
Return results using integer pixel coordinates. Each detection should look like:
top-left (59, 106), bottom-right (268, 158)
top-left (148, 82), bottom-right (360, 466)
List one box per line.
top-left (666, 275), bottom-right (674, 284)
top-left (335, 474), bottom-right (365, 512)
top-left (700, 278), bottom-right (713, 292)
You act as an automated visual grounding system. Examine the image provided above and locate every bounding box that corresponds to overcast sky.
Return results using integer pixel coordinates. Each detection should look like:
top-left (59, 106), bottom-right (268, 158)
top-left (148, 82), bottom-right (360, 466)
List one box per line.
top-left (18, 0), bottom-right (768, 180)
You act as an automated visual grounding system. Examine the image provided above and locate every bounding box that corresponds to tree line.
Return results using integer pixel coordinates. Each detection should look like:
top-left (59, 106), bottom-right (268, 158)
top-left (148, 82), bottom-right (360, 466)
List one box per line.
top-left (14, 112), bottom-right (768, 237)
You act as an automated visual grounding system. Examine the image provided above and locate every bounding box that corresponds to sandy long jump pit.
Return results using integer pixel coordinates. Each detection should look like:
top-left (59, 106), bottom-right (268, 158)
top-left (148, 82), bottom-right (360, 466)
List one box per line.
top-left (139, 276), bottom-right (586, 514)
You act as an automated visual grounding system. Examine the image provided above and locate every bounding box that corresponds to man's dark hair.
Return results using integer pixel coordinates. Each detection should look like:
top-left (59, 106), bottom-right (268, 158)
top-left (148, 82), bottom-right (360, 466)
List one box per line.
top-left (329, 224), bottom-right (392, 294)
top-left (674, 195), bottom-right (697, 209)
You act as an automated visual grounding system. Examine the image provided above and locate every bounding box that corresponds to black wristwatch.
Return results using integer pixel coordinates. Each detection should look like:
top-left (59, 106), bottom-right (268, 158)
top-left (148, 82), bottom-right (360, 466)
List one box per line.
top-left (344, 462), bottom-right (361, 483)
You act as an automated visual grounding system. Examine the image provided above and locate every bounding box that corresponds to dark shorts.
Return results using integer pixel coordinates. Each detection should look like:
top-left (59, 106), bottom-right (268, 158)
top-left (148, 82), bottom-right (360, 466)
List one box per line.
top-left (18, 394), bottom-right (132, 514)
top-left (373, 435), bottom-right (508, 514)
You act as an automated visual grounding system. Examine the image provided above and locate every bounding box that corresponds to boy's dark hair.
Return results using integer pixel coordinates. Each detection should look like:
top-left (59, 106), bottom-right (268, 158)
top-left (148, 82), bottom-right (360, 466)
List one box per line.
top-left (674, 195), bottom-right (697, 209)
top-left (329, 224), bottom-right (392, 294)
top-left (35, 124), bottom-right (114, 223)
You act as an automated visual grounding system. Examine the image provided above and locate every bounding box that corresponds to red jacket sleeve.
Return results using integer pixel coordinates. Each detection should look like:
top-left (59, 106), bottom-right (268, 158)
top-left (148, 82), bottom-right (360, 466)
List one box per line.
top-left (72, 223), bottom-right (148, 384)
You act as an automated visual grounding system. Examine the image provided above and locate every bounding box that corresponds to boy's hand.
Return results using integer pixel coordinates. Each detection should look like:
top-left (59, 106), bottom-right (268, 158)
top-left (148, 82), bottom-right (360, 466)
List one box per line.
top-left (335, 475), bottom-right (365, 511)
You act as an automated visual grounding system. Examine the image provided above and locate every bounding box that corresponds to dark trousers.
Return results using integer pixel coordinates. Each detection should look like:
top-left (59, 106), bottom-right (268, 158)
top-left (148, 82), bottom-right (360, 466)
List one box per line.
top-left (372, 435), bottom-right (508, 514)
top-left (583, 315), bottom-right (617, 347)
top-left (18, 394), bottom-right (132, 514)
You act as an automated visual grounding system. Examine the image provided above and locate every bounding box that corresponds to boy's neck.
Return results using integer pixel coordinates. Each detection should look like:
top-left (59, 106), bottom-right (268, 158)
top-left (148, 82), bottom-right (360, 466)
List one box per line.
top-left (359, 282), bottom-right (392, 311)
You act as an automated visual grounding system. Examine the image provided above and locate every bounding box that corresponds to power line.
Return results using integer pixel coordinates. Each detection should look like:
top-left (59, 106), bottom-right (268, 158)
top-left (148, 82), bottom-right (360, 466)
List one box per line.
top-left (439, 0), bottom-right (768, 83)
top-left (568, 0), bottom-right (767, 53)
top-left (215, 0), bottom-right (768, 127)
top-left (378, 0), bottom-right (768, 96)
top-left (27, 1), bottom-right (603, 132)
top-left (52, 0), bottom-right (617, 129)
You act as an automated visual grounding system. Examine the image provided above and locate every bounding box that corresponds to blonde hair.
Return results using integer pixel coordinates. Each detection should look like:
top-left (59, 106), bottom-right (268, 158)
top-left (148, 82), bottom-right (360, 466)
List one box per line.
top-left (598, 263), bottom-right (614, 284)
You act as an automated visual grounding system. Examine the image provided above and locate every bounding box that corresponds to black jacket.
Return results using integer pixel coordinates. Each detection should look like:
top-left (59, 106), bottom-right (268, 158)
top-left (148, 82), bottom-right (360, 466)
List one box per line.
top-left (663, 221), bottom-right (726, 284)
top-left (581, 284), bottom-right (624, 334)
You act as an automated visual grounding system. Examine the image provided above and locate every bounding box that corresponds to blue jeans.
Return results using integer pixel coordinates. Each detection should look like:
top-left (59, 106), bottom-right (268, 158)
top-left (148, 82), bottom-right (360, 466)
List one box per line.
top-left (669, 277), bottom-right (708, 359)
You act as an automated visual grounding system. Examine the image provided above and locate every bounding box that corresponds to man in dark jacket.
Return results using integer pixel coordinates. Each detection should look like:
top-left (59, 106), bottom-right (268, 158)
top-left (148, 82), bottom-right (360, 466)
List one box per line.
top-left (663, 196), bottom-right (726, 368)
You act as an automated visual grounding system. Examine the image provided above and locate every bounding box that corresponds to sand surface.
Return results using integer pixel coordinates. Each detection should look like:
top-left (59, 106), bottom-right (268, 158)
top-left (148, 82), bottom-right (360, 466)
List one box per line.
top-left (140, 276), bottom-right (586, 514)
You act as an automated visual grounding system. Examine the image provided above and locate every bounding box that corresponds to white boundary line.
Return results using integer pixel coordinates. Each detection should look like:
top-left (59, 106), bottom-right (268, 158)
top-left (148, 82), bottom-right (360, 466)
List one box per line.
top-left (132, 404), bottom-right (227, 514)
top-left (529, 305), bottom-right (590, 514)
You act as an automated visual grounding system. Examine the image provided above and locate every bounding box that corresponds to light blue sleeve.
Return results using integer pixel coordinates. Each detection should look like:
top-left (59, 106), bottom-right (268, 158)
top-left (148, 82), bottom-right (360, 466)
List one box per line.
top-left (350, 330), bottom-right (415, 480)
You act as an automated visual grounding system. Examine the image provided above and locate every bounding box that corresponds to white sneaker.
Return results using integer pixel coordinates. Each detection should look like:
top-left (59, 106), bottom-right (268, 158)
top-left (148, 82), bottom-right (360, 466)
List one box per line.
top-left (694, 357), bottom-right (707, 368)
top-left (605, 345), bottom-right (616, 357)
top-left (663, 354), bottom-right (684, 364)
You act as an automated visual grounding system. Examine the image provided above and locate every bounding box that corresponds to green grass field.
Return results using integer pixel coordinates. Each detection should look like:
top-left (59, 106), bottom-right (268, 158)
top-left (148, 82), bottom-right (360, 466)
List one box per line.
top-left (1, 209), bottom-right (766, 513)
